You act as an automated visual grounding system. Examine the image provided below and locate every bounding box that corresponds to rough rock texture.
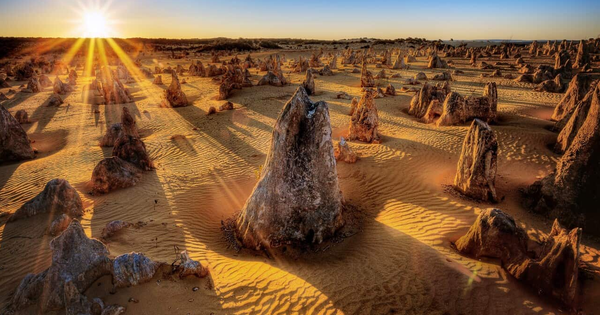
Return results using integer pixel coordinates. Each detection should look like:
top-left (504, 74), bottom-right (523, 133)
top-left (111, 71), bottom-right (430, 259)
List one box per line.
top-left (573, 40), bottom-right (590, 69)
top-left (53, 76), bottom-right (73, 95)
top-left (525, 83), bottom-right (600, 231)
top-left (427, 53), bottom-right (449, 69)
top-left (112, 253), bottom-right (163, 288)
top-left (454, 119), bottom-right (498, 202)
top-left (10, 179), bottom-right (83, 221)
top-left (334, 137), bottom-right (358, 163)
top-left (14, 109), bottom-right (29, 124)
top-left (0, 105), bottom-right (34, 163)
top-left (409, 82), bottom-right (450, 119)
top-left (415, 72), bottom-right (427, 81)
top-left (319, 64), bottom-right (334, 76)
top-left (219, 101), bottom-right (234, 111)
top-left (99, 123), bottom-right (122, 147)
top-left (360, 61), bottom-right (375, 87)
top-left (48, 214), bottom-right (73, 236)
top-left (302, 69), bottom-right (316, 95)
top-left (112, 135), bottom-right (153, 171)
top-left (27, 77), bottom-right (43, 93)
top-left (176, 250), bottom-right (209, 279)
top-left (348, 88), bottom-right (380, 143)
top-left (164, 72), bottom-right (188, 107)
top-left (47, 93), bottom-right (64, 107)
top-left (384, 83), bottom-right (396, 96)
top-left (152, 75), bottom-right (163, 85)
top-left (92, 157), bottom-right (142, 194)
top-left (555, 84), bottom-right (598, 153)
top-left (233, 86), bottom-right (344, 249)
top-left (101, 220), bottom-right (133, 240)
top-left (535, 74), bottom-right (564, 93)
top-left (456, 209), bottom-right (581, 307)
top-left (9, 221), bottom-right (112, 312)
top-left (349, 97), bottom-right (358, 116)
top-left (14, 63), bottom-right (34, 81)
top-left (435, 83), bottom-right (497, 126)
top-left (552, 74), bottom-right (594, 129)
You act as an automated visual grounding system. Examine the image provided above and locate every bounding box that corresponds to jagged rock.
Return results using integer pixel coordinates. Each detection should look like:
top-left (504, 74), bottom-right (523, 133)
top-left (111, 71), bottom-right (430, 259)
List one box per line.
top-left (64, 280), bottom-right (92, 315)
top-left (8, 221), bottom-right (112, 312)
top-left (0, 105), bottom-right (34, 163)
top-left (334, 137), bottom-right (358, 163)
top-left (302, 69), bottom-right (316, 95)
top-left (99, 123), bottom-right (122, 147)
top-left (53, 76), bottom-right (73, 95)
top-left (92, 157), bottom-right (142, 194)
top-left (27, 77), bottom-right (43, 92)
top-left (348, 97), bottom-right (358, 116)
top-left (427, 53), bottom-right (448, 68)
top-left (68, 69), bottom-right (78, 85)
top-left (48, 214), bottom-right (73, 236)
top-left (112, 252), bottom-right (163, 288)
top-left (152, 75), bottom-right (163, 85)
top-left (113, 134), bottom-right (153, 171)
top-left (219, 101), bottom-right (234, 111)
top-left (233, 87), bottom-right (344, 249)
top-left (47, 93), bottom-right (63, 107)
top-left (319, 64), bottom-right (334, 76)
top-left (360, 61), bottom-right (375, 87)
top-left (101, 220), bottom-right (133, 239)
top-left (573, 40), bottom-right (590, 68)
top-left (257, 71), bottom-right (284, 86)
top-left (454, 119), bottom-right (498, 202)
top-left (555, 83), bottom-right (599, 153)
top-left (375, 87), bottom-right (386, 98)
top-left (456, 209), bottom-right (580, 307)
top-left (525, 84), bottom-right (600, 231)
top-left (384, 84), bottom-right (396, 96)
top-left (163, 73), bottom-right (188, 107)
top-left (10, 179), bottom-right (83, 221)
top-left (349, 88), bottom-right (380, 143)
top-left (374, 69), bottom-right (387, 79)
top-left (392, 54), bottom-right (407, 69)
top-left (14, 109), bottom-right (29, 124)
top-left (433, 83), bottom-right (497, 126)
top-left (535, 74), bottom-right (564, 93)
top-left (409, 82), bottom-right (450, 119)
top-left (176, 250), bottom-right (208, 279)
top-left (552, 74), bottom-right (594, 129)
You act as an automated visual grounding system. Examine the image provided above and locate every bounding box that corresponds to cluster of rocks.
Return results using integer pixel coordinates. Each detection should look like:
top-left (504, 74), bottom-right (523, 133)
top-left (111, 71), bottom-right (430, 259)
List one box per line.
top-left (5, 220), bottom-right (208, 314)
top-left (82, 67), bottom-right (133, 105)
top-left (455, 209), bottom-right (581, 307)
top-left (257, 55), bottom-right (288, 87)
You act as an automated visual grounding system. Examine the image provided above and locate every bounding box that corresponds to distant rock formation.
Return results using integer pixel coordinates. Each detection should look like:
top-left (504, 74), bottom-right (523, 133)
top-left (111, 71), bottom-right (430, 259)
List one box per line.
top-left (555, 83), bottom-right (599, 153)
top-left (47, 93), bottom-right (63, 107)
top-left (163, 72), bottom-right (188, 107)
top-left (0, 105), bottom-right (34, 163)
top-left (9, 179), bottom-right (83, 221)
top-left (348, 88), bottom-right (380, 143)
top-left (301, 69), bottom-right (316, 95)
top-left (455, 209), bottom-right (581, 307)
top-left (153, 74), bottom-right (163, 85)
top-left (53, 76), bottom-right (73, 95)
top-left (360, 61), bottom-right (375, 87)
top-left (409, 82), bottom-right (450, 119)
top-left (26, 77), bottom-right (43, 93)
top-left (233, 86), bottom-right (344, 249)
top-left (454, 119), bottom-right (498, 202)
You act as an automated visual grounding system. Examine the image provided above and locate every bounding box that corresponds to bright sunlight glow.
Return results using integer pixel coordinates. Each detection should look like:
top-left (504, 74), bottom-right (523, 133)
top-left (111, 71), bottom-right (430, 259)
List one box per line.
top-left (82, 11), bottom-right (109, 38)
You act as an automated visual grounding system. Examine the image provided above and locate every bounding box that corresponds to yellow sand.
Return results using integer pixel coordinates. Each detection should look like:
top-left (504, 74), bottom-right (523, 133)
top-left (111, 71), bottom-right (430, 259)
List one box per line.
top-left (1, 47), bottom-right (599, 315)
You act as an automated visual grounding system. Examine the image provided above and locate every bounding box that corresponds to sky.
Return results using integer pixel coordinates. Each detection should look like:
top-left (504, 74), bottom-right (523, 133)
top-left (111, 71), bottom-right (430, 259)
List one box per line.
top-left (0, 0), bottom-right (599, 40)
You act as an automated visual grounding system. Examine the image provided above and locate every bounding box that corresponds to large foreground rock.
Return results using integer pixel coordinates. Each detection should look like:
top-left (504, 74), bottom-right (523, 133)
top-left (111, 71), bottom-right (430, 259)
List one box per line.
top-left (348, 88), bottom-right (380, 143)
top-left (524, 82), bottom-right (600, 232)
top-left (1, 105), bottom-right (34, 162)
top-left (454, 119), bottom-right (498, 202)
top-left (555, 84), bottom-right (599, 153)
top-left (91, 157), bottom-right (142, 194)
top-left (456, 209), bottom-right (581, 307)
top-left (552, 74), bottom-right (594, 129)
top-left (10, 179), bottom-right (83, 221)
top-left (234, 86), bottom-right (344, 249)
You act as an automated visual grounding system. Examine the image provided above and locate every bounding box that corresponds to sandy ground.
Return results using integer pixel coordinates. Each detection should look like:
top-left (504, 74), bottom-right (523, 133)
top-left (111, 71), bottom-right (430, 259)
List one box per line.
top-left (1, 47), bottom-right (599, 315)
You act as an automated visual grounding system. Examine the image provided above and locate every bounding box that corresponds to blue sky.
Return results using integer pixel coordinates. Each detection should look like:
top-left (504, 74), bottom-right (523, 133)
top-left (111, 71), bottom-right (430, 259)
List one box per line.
top-left (0, 0), bottom-right (598, 39)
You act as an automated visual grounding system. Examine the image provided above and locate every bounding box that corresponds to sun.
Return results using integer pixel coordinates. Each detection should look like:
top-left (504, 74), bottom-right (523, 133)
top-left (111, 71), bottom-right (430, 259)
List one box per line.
top-left (83, 11), bottom-right (109, 38)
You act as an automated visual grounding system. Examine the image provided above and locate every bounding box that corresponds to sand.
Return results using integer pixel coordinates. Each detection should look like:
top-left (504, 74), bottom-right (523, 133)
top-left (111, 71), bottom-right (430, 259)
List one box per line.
top-left (1, 46), bottom-right (599, 315)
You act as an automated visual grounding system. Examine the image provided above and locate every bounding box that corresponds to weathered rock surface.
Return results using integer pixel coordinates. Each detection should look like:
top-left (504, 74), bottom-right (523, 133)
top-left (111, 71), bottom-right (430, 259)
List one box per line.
top-left (47, 93), bottom-right (64, 107)
top-left (176, 250), bottom-right (209, 279)
top-left (555, 84), bottom-right (598, 153)
top-left (435, 82), bottom-right (497, 126)
top-left (552, 74), bottom-right (594, 129)
top-left (0, 105), bottom-right (34, 163)
top-left (27, 77), bottom-right (43, 93)
top-left (163, 72), bottom-right (188, 107)
top-left (348, 88), bottom-right (380, 143)
top-left (92, 157), bottom-right (142, 194)
top-left (233, 86), bottom-right (344, 249)
top-left (53, 76), bottom-right (73, 95)
top-left (302, 69), bottom-right (316, 95)
top-left (152, 74), bottom-right (163, 85)
top-left (360, 61), bottom-right (375, 87)
top-left (14, 109), bottom-right (29, 124)
top-left (456, 209), bottom-right (581, 307)
top-left (10, 178), bottom-right (83, 221)
top-left (99, 123), bottom-right (122, 147)
top-left (101, 220), bottom-right (133, 240)
top-left (112, 253), bottom-right (163, 288)
top-left (113, 135), bottom-right (153, 171)
top-left (48, 213), bottom-right (73, 236)
top-left (525, 83), bottom-right (600, 231)
top-left (409, 82), bottom-right (450, 119)
top-left (9, 221), bottom-right (112, 312)
top-left (454, 119), bottom-right (498, 202)
top-left (334, 137), bottom-right (358, 163)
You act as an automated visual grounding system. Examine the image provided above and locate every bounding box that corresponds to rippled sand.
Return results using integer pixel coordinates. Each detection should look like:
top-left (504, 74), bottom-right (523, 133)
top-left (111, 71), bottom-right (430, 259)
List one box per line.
top-left (1, 48), bottom-right (599, 314)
